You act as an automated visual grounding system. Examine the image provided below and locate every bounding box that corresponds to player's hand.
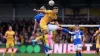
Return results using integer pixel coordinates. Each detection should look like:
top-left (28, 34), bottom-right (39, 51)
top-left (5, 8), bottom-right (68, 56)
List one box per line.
top-left (71, 39), bottom-right (73, 42)
top-left (82, 42), bottom-right (86, 51)
top-left (33, 8), bottom-right (36, 11)
top-left (69, 32), bottom-right (73, 34)
top-left (69, 32), bottom-right (75, 34)
top-left (32, 31), bottom-right (35, 35)
top-left (15, 37), bottom-right (19, 40)
top-left (3, 36), bottom-right (6, 39)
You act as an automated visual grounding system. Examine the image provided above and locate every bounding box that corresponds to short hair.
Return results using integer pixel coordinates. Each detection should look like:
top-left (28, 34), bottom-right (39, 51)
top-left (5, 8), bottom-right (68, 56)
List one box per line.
top-left (75, 24), bottom-right (79, 27)
top-left (40, 6), bottom-right (46, 10)
top-left (53, 7), bottom-right (58, 9)
top-left (9, 25), bottom-right (12, 28)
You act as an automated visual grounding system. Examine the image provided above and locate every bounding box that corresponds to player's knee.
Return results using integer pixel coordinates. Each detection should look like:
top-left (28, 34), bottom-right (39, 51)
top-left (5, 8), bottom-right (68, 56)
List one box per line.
top-left (76, 50), bottom-right (81, 53)
top-left (11, 46), bottom-right (14, 50)
top-left (12, 49), bottom-right (14, 51)
top-left (76, 51), bottom-right (78, 53)
top-left (78, 49), bottom-right (81, 52)
top-left (78, 50), bottom-right (81, 53)
top-left (42, 30), bottom-right (48, 34)
top-left (6, 48), bottom-right (9, 51)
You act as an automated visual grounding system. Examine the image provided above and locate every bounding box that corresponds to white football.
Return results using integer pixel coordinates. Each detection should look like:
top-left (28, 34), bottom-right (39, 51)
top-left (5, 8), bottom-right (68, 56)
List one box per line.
top-left (49, 0), bottom-right (55, 6)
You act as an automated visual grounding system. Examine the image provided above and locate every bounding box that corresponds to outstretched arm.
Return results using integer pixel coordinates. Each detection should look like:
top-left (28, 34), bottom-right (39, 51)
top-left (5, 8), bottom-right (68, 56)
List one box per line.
top-left (61, 28), bottom-right (74, 34)
top-left (33, 9), bottom-right (45, 13)
top-left (92, 31), bottom-right (97, 42)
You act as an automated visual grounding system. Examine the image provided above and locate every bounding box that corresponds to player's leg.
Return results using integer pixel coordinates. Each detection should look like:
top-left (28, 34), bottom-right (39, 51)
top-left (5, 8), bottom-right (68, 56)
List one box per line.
top-left (43, 30), bottom-right (52, 50)
top-left (74, 45), bottom-right (79, 56)
top-left (77, 44), bottom-right (82, 56)
top-left (96, 43), bottom-right (99, 54)
top-left (48, 31), bottom-right (54, 50)
top-left (57, 27), bottom-right (70, 33)
top-left (48, 24), bottom-right (59, 31)
top-left (41, 24), bottom-right (52, 50)
top-left (44, 44), bottom-right (50, 56)
top-left (48, 24), bottom-right (70, 33)
top-left (48, 32), bottom-right (52, 46)
top-left (11, 42), bottom-right (14, 56)
top-left (2, 48), bottom-right (9, 56)
top-left (48, 24), bottom-right (57, 46)
top-left (2, 42), bottom-right (9, 56)
top-left (32, 26), bottom-right (51, 50)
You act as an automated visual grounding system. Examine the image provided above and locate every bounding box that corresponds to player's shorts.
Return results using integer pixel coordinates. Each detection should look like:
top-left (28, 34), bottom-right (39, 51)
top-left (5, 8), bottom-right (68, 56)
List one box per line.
top-left (6, 41), bottom-right (14, 48)
top-left (96, 43), bottom-right (100, 48)
top-left (74, 44), bottom-right (82, 51)
top-left (48, 24), bottom-right (59, 31)
top-left (40, 23), bottom-right (48, 31)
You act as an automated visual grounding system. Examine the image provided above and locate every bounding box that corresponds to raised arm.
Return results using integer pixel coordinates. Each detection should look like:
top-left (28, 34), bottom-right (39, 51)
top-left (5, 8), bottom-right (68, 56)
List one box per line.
top-left (33, 9), bottom-right (52, 14)
top-left (33, 9), bottom-right (46, 13)
top-left (33, 19), bottom-right (38, 34)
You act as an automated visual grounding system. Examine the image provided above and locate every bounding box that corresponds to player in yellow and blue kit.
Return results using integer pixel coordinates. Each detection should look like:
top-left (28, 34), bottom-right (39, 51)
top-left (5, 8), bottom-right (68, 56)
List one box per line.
top-left (32, 7), bottom-right (59, 56)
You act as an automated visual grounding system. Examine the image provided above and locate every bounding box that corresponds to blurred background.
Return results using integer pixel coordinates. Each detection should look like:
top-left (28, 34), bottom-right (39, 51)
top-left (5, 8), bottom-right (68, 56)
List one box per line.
top-left (0, 0), bottom-right (100, 44)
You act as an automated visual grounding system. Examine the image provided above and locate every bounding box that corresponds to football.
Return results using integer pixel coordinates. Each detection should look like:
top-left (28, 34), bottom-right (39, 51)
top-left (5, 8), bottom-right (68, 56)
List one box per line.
top-left (48, 0), bottom-right (55, 6)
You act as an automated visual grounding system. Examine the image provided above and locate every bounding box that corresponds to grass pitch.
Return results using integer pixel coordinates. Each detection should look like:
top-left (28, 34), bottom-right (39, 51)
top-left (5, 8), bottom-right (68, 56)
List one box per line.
top-left (0, 53), bottom-right (97, 56)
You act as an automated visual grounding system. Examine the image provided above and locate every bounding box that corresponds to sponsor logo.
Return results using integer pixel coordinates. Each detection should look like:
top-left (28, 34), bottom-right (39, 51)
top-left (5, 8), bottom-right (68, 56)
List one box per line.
top-left (48, 43), bottom-right (96, 54)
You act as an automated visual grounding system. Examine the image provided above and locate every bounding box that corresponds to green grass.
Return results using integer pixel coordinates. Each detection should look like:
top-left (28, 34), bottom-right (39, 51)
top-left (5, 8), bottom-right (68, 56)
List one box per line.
top-left (0, 53), bottom-right (97, 56)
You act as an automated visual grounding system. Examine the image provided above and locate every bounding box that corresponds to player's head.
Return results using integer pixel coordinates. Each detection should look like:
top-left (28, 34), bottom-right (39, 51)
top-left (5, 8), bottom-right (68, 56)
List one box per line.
top-left (8, 26), bottom-right (12, 31)
top-left (53, 7), bottom-right (58, 14)
top-left (40, 6), bottom-right (46, 10)
top-left (75, 24), bottom-right (79, 30)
